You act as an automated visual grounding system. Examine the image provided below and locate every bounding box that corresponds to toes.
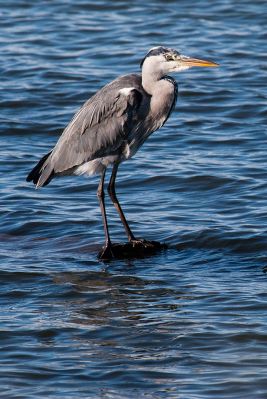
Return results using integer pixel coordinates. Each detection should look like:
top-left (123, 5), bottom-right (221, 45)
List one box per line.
top-left (130, 239), bottom-right (155, 248)
top-left (98, 245), bottom-right (114, 260)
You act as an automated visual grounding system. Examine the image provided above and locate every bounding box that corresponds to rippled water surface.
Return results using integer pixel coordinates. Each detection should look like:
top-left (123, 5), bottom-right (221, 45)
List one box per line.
top-left (1, 0), bottom-right (267, 398)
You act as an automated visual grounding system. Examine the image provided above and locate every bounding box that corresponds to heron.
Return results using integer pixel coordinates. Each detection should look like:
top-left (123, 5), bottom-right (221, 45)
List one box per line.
top-left (26, 46), bottom-right (218, 259)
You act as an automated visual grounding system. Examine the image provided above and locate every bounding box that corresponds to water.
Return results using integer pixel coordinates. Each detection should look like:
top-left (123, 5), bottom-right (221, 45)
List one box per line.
top-left (1, 0), bottom-right (267, 397)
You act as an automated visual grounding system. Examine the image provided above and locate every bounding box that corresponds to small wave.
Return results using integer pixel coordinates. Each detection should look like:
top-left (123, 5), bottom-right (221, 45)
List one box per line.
top-left (173, 228), bottom-right (267, 253)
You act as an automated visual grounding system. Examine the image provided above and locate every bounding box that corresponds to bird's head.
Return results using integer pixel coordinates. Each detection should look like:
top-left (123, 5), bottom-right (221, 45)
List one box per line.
top-left (140, 46), bottom-right (218, 76)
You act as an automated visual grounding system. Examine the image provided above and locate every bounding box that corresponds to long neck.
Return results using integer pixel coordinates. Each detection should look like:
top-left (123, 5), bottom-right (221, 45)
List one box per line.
top-left (141, 63), bottom-right (163, 95)
top-left (141, 72), bottom-right (178, 133)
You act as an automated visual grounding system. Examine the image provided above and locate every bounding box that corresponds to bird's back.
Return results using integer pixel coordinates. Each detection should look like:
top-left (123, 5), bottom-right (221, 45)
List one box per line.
top-left (27, 72), bottom-right (177, 187)
top-left (27, 73), bottom-right (146, 186)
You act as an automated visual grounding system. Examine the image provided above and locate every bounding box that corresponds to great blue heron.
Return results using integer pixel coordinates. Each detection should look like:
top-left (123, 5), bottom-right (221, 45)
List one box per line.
top-left (27, 46), bottom-right (218, 258)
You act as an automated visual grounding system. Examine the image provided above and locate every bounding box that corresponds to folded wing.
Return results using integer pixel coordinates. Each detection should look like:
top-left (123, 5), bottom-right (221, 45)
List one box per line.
top-left (28, 75), bottom-right (143, 187)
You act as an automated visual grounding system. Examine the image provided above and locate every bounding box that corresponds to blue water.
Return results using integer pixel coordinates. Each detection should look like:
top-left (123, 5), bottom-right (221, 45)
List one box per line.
top-left (1, 0), bottom-right (267, 398)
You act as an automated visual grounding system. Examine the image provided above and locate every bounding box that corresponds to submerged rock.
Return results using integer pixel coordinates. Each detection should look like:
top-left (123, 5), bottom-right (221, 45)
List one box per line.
top-left (98, 240), bottom-right (167, 261)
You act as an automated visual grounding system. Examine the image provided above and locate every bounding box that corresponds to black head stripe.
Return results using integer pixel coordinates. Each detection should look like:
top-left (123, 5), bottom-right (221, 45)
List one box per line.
top-left (146, 46), bottom-right (170, 57)
top-left (140, 47), bottom-right (168, 68)
top-left (140, 46), bottom-right (180, 68)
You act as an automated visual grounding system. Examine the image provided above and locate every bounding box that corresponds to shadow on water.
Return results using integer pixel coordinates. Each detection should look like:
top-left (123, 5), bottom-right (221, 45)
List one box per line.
top-left (49, 266), bottom-right (188, 389)
top-left (52, 267), bottom-right (184, 335)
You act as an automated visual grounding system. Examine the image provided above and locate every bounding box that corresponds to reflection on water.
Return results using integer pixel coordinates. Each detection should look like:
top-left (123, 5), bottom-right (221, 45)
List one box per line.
top-left (1, 0), bottom-right (267, 397)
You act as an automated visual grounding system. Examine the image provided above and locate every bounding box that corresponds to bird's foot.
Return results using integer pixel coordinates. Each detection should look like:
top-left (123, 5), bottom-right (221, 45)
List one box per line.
top-left (97, 239), bottom-right (167, 260)
top-left (98, 243), bottom-right (115, 260)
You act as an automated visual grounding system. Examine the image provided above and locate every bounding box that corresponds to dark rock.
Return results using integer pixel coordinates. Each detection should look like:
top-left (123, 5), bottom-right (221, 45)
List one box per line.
top-left (98, 240), bottom-right (167, 261)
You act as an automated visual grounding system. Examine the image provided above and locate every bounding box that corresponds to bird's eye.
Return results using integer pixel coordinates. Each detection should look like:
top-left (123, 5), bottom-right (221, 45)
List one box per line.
top-left (165, 53), bottom-right (174, 61)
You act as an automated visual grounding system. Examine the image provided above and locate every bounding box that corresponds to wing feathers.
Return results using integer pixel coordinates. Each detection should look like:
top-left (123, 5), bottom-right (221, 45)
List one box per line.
top-left (27, 74), bottom-right (144, 187)
top-left (46, 78), bottom-right (143, 175)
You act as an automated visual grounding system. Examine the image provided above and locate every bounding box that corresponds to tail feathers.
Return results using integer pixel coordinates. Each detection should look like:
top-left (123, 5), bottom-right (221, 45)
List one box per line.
top-left (26, 151), bottom-right (54, 187)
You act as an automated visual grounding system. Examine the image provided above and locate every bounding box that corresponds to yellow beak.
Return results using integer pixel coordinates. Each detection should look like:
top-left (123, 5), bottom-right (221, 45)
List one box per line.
top-left (180, 56), bottom-right (219, 67)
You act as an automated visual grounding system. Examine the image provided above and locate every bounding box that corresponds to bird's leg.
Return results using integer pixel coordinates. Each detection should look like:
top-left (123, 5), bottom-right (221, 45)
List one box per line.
top-left (107, 163), bottom-right (136, 242)
top-left (107, 163), bottom-right (159, 250)
top-left (97, 169), bottom-right (114, 259)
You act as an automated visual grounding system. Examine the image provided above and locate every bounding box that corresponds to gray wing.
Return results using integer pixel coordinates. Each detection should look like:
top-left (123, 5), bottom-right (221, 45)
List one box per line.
top-left (38, 74), bottom-right (143, 185)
